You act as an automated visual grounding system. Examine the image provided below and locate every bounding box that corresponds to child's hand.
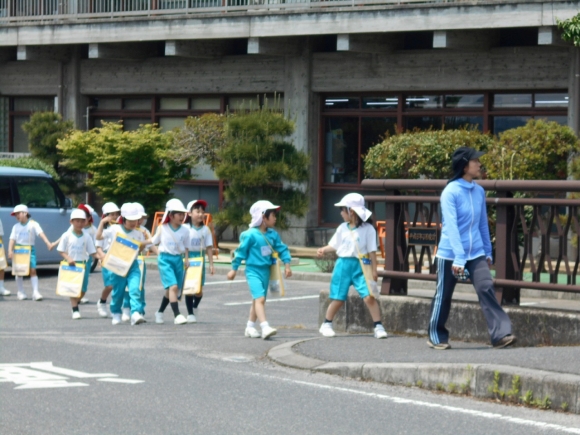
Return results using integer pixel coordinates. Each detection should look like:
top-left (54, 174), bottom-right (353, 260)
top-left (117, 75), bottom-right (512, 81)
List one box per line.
top-left (209, 264), bottom-right (215, 275)
top-left (372, 270), bottom-right (378, 282)
top-left (8, 250), bottom-right (13, 260)
top-left (285, 265), bottom-right (292, 278)
top-left (227, 270), bottom-right (236, 280)
top-left (184, 260), bottom-right (190, 270)
top-left (317, 247), bottom-right (325, 258)
top-left (48, 242), bottom-right (56, 251)
top-left (68, 258), bottom-right (76, 267)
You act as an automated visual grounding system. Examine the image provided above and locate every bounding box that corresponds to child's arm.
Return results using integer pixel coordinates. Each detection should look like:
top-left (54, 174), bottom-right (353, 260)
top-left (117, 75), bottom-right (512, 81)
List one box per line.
top-left (59, 251), bottom-right (75, 266)
top-left (8, 239), bottom-right (14, 259)
top-left (206, 246), bottom-right (214, 275)
top-left (49, 237), bottom-right (62, 251)
top-left (184, 249), bottom-right (189, 269)
top-left (317, 245), bottom-right (336, 257)
top-left (38, 232), bottom-right (51, 250)
top-left (370, 251), bottom-right (378, 282)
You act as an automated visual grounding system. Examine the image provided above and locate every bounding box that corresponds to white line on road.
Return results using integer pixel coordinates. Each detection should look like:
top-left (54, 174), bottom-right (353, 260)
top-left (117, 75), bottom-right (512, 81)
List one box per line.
top-left (253, 374), bottom-right (580, 434)
top-left (97, 378), bottom-right (144, 384)
top-left (205, 280), bottom-right (246, 286)
top-left (224, 295), bottom-right (319, 306)
top-left (14, 381), bottom-right (89, 389)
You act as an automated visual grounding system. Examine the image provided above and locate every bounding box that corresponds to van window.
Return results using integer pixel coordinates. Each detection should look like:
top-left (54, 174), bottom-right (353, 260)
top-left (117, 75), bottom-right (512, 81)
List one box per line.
top-left (15, 177), bottom-right (63, 208)
top-left (0, 177), bottom-right (14, 207)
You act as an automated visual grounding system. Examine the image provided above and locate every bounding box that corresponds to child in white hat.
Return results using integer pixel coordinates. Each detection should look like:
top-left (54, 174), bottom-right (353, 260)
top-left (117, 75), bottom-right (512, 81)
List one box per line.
top-left (0, 214), bottom-right (11, 296)
top-left (8, 204), bottom-right (52, 301)
top-left (227, 200), bottom-right (292, 339)
top-left (149, 199), bottom-right (191, 325)
top-left (317, 193), bottom-right (387, 339)
top-left (94, 202), bottom-right (121, 318)
top-left (57, 209), bottom-right (102, 319)
top-left (96, 203), bottom-right (148, 326)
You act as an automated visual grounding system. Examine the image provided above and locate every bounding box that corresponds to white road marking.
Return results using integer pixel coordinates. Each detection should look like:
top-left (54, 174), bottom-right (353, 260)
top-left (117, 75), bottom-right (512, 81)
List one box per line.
top-left (520, 301), bottom-right (548, 306)
top-left (97, 378), bottom-right (144, 384)
top-left (252, 373), bottom-right (580, 434)
top-left (205, 280), bottom-right (246, 286)
top-left (15, 381), bottom-right (89, 389)
top-left (224, 295), bottom-right (319, 306)
top-left (30, 362), bottom-right (117, 378)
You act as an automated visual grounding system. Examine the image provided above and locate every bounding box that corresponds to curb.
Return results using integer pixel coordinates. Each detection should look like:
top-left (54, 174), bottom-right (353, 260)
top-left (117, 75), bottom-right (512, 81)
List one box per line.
top-left (267, 338), bottom-right (580, 414)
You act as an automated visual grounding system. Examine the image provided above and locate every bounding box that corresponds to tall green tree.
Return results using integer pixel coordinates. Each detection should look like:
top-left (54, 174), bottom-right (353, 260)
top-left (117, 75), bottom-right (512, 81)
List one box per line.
top-left (58, 122), bottom-right (188, 213)
top-left (21, 111), bottom-right (79, 194)
top-left (558, 13), bottom-right (580, 45)
top-left (213, 107), bottom-right (309, 236)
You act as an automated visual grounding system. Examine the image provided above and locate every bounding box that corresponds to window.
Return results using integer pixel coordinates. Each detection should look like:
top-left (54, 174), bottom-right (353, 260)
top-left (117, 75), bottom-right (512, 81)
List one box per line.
top-left (0, 177), bottom-right (14, 207)
top-left (324, 97), bottom-right (359, 109)
top-left (5, 96), bottom-right (55, 153)
top-left (405, 95), bottom-right (442, 110)
top-left (493, 94), bottom-right (532, 108)
top-left (15, 177), bottom-right (63, 208)
top-left (324, 117), bottom-right (358, 184)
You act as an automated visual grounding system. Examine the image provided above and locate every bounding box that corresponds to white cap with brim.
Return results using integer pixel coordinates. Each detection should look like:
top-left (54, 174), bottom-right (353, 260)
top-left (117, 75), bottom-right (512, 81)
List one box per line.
top-left (102, 202), bottom-right (120, 215)
top-left (121, 203), bottom-right (143, 221)
top-left (134, 202), bottom-right (147, 217)
top-left (11, 204), bottom-right (29, 216)
top-left (334, 193), bottom-right (372, 222)
top-left (162, 198), bottom-right (188, 224)
top-left (187, 199), bottom-right (208, 211)
top-left (70, 209), bottom-right (87, 220)
top-left (249, 200), bottom-right (280, 228)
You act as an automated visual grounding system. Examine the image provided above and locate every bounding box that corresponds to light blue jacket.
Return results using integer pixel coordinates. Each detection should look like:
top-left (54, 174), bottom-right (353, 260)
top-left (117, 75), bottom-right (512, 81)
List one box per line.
top-left (436, 178), bottom-right (492, 267)
top-left (232, 227), bottom-right (291, 271)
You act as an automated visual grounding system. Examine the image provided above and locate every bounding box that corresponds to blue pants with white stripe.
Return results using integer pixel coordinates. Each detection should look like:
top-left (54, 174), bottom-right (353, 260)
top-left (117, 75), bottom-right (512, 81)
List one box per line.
top-left (428, 256), bottom-right (512, 346)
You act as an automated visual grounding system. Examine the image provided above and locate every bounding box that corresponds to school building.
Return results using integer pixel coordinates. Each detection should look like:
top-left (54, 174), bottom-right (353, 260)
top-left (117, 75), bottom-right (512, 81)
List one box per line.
top-left (0, 0), bottom-right (578, 243)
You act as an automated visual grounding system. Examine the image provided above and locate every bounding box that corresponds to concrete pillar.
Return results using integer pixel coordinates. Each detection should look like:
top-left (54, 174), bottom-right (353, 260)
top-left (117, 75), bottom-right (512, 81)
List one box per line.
top-left (62, 46), bottom-right (88, 129)
top-left (284, 38), bottom-right (318, 244)
top-left (569, 47), bottom-right (580, 136)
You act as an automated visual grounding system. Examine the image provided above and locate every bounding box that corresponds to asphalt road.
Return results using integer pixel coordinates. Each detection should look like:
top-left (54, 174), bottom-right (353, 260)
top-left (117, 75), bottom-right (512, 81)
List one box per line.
top-left (1, 267), bottom-right (580, 435)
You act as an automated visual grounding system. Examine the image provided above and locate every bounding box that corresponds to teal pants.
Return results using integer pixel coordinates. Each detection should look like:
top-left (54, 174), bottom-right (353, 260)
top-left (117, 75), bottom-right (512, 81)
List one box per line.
top-left (110, 260), bottom-right (143, 315)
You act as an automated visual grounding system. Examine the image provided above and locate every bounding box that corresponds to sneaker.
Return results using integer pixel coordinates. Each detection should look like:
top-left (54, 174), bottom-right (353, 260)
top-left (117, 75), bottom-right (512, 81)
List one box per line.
top-left (374, 324), bottom-right (388, 339)
top-left (261, 325), bottom-right (277, 340)
top-left (493, 334), bottom-right (517, 349)
top-left (174, 314), bottom-right (187, 325)
top-left (187, 314), bottom-right (197, 324)
top-left (319, 322), bottom-right (336, 338)
top-left (426, 339), bottom-right (451, 350)
top-left (72, 311), bottom-right (81, 320)
top-left (0, 288), bottom-right (11, 296)
top-left (121, 307), bottom-right (131, 322)
top-left (97, 300), bottom-right (109, 318)
top-left (79, 297), bottom-right (89, 304)
top-left (155, 312), bottom-right (164, 324)
top-left (244, 326), bottom-right (261, 338)
top-left (111, 313), bottom-right (122, 325)
top-left (32, 291), bottom-right (43, 301)
top-left (17, 291), bottom-right (27, 301)
top-left (131, 312), bottom-right (145, 326)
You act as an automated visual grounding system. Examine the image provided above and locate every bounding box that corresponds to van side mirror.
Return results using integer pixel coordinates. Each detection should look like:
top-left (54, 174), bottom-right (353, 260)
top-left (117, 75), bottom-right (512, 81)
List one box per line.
top-left (64, 198), bottom-right (73, 209)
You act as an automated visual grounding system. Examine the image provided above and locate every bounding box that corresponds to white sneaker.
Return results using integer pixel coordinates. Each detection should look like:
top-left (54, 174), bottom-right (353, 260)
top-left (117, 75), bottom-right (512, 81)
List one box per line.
top-left (155, 312), bottom-right (164, 324)
top-left (72, 311), bottom-right (81, 320)
top-left (111, 313), bottom-right (122, 325)
top-left (79, 297), bottom-right (89, 304)
top-left (17, 291), bottom-right (27, 301)
top-left (374, 324), bottom-right (388, 339)
top-left (187, 314), bottom-right (197, 324)
top-left (97, 300), bottom-right (109, 318)
top-left (32, 291), bottom-right (43, 301)
top-left (131, 312), bottom-right (145, 326)
top-left (319, 322), bottom-right (336, 338)
top-left (121, 307), bottom-right (131, 322)
top-left (261, 325), bottom-right (277, 340)
top-left (174, 314), bottom-right (187, 325)
top-left (0, 288), bottom-right (11, 296)
top-left (244, 326), bottom-right (261, 338)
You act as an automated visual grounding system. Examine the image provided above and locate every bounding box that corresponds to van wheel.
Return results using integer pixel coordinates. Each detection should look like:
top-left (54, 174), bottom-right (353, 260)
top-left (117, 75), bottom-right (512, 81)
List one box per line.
top-left (90, 258), bottom-right (99, 273)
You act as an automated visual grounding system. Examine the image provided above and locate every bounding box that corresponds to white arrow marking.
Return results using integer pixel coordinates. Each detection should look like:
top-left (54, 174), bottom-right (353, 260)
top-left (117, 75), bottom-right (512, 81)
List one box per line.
top-left (30, 362), bottom-right (117, 378)
top-left (97, 378), bottom-right (144, 384)
top-left (15, 381), bottom-right (89, 389)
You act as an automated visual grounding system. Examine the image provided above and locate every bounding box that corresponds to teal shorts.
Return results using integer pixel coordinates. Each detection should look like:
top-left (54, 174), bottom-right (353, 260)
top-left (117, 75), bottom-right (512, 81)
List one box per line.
top-left (102, 265), bottom-right (114, 287)
top-left (329, 257), bottom-right (370, 301)
top-left (30, 246), bottom-right (37, 269)
top-left (158, 252), bottom-right (184, 290)
top-left (81, 260), bottom-right (90, 294)
top-left (245, 266), bottom-right (270, 300)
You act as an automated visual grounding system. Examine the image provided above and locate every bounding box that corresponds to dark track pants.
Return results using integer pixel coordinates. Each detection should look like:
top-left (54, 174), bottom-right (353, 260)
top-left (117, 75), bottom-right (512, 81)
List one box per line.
top-left (427, 256), bottom-right (512, 345)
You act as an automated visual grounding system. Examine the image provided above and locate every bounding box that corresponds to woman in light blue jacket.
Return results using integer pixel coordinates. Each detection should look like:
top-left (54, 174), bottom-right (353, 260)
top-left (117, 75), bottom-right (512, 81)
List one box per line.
top-left (427, 147), bottom-right (516, 350)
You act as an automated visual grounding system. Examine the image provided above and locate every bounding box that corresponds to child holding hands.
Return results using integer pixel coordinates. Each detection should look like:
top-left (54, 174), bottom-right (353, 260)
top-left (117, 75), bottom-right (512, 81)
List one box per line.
top-left (317, 193), bottom-right (387, 339)
top-left (227, 200), bottom-right (292, 340)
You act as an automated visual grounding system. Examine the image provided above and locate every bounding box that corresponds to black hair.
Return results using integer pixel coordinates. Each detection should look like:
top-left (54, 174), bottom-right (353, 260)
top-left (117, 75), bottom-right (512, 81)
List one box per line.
top-left (264, 209), bottom-right (278, 219)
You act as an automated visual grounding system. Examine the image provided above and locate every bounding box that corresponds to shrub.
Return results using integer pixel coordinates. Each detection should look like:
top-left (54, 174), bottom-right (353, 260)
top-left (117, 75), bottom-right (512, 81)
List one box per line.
top-left (482, 119), bottom-right (579, 181)
top-left (0, 156), bottom-right (59, 179)
top-left (364, 129), bottom-right (493, 179)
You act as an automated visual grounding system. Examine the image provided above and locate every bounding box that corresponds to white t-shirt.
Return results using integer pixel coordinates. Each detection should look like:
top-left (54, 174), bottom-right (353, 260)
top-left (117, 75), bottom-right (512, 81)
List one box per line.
top-left (9, 220), bottom-right (44, 246)
top-left (102, 225), bottom-right (145, 249)
top-left (151, 224), bottom-right (190, 255)
top-left (66, 224), bottom-right (97, 241)
top-left (328, 222), bottom-right (377, 258)
top-left (188, 225), bottom-right (213, 254)
top-left (57, 230), bottom-right (96, 262)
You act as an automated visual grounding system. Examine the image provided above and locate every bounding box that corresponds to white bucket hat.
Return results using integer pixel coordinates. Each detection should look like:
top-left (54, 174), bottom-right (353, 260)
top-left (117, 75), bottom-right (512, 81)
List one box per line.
top-left (102, 202), bottom-right (120, 216)
top-left (334, 193), bottom-right (372, 222)
top-left (70, 209), bottom-right (87, 220)
top-left (162, 198), bottom-right (188, 224)
top-left (11, 204), bottom-right (29, 216)
top-left (120, 203), bottom-right (143, 221)
top-left (134, 202), bottom-right (147, 217)
top-left (249, 200), bottom-right (280, 228)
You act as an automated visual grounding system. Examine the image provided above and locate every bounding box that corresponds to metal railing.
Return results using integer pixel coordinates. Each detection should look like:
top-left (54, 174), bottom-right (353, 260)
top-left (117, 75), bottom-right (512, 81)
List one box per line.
top-left (0, 0), bottom-right (508, 24)
top-left (362, 179), bottom-right (580, 306)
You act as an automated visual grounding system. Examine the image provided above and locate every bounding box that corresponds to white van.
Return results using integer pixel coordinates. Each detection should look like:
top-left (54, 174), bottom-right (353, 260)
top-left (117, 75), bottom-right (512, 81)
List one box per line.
top-left (0, 167), bottom-right (94, 265)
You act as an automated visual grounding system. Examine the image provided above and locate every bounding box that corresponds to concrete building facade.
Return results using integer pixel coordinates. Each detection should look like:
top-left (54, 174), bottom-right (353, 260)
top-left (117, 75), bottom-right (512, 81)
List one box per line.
top-left (0, 0), bottom-right (578, 243)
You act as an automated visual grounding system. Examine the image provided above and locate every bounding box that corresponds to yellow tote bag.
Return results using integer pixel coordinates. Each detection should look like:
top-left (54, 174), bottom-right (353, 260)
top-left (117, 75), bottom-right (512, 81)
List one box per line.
top-left (102, 233), bottom-right (140, 277)
top-left (0, 237), bottom-right (7, 270)
top-left (269, 252), bottom-right (286, 297)
top-left (56, 261), bottom-right (85, 298)
top-left (183, 257), bottom-right (204, 295)
top-left (12, 245), bottom-right (31, 277)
